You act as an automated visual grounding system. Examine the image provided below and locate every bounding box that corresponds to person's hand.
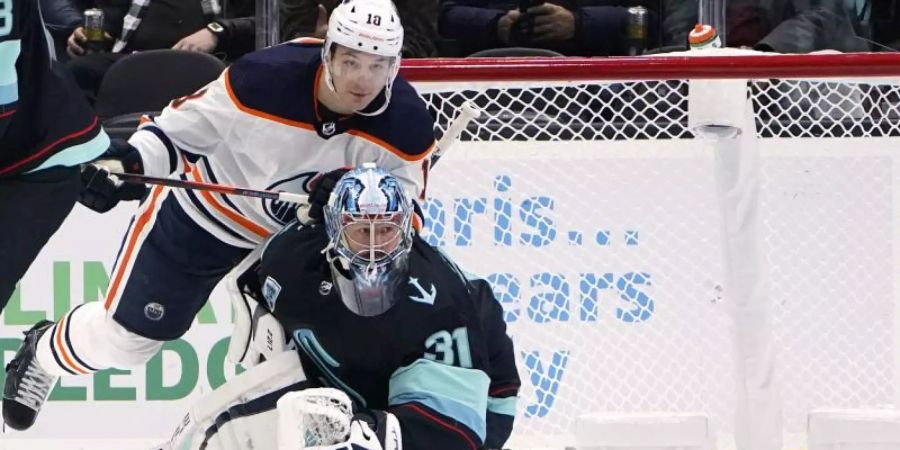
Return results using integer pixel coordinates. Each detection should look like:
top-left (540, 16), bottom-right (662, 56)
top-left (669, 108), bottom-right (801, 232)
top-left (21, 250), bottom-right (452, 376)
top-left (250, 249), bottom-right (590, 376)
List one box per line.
top-left (67, 27), bottom-right (111, 57)
top-left (306, 167), bottom-right (351, 223)
top-left (496, 9), bottom-right (521, 44)
top-left (79, 139), bottom-right (147, 213)
top-left (67, 27), bottom-right (87, 57)
top-left (172, 28), bottom-right (219, 53)
top-left (313, 4), bottom-right (329, 39)
top-left (529, 3), bottom-right (576, 42)
top-left (67, 26), bottom-right (113, 57)
top-left (66, 27), bottom-right (112, 58)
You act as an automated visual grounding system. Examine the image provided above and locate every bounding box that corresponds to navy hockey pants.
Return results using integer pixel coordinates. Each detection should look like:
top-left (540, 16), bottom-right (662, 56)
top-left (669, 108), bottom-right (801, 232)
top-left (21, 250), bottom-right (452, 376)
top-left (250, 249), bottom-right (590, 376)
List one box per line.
top-left (105, 186), bottom-right (249, 340)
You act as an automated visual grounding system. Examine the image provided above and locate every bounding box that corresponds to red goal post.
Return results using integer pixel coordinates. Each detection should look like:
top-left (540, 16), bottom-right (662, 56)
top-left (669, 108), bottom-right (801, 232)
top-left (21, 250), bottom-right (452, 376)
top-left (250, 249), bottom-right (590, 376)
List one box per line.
top-left (404, 52), bottom-right (900, 81)
top-left (400, 51), bottom-right (900, 449)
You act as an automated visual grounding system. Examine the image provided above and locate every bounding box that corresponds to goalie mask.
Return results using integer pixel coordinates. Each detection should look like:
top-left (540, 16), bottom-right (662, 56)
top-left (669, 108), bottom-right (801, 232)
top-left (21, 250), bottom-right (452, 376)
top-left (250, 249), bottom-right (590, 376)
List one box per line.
top-left (322, 0), bottom-right (403, 116)
top-left (324, 164), bottom-right (413, 316)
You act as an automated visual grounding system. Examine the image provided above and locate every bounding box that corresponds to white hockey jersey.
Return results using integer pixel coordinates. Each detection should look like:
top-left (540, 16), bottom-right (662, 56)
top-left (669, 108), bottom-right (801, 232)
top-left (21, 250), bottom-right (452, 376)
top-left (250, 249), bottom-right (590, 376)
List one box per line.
top-left (128, 40), bottom-right (436, 248)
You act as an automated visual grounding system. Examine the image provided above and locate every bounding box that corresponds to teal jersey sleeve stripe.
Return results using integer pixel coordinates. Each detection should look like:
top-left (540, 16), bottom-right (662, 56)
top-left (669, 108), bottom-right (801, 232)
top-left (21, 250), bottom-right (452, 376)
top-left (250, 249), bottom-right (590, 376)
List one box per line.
top-left (27, 128), bottom-right (110, 173)
top-left (0, 39), bottom-right (21, 105)
top-left (389, 359), bottom-right (490, 441)
top-left (391, 392), bottom-right (487, 441)
top-left (487, 396), bottom-right (517, 416)
top-left (0, 81), bottom-right (16, 105)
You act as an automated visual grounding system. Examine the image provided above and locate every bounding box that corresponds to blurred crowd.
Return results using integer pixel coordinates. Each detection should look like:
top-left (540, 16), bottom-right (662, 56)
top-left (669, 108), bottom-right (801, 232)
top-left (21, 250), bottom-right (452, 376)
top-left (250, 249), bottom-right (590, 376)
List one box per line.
top-left (43, 0), bottom-right (895, 64)
top-left (36, 0), bottom-right (896, 114)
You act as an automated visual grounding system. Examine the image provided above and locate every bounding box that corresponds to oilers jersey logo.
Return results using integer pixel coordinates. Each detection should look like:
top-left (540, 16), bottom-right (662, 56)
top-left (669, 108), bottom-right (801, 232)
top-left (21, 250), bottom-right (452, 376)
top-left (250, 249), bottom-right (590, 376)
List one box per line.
top-left (263, 172), bottom-right (319, 225)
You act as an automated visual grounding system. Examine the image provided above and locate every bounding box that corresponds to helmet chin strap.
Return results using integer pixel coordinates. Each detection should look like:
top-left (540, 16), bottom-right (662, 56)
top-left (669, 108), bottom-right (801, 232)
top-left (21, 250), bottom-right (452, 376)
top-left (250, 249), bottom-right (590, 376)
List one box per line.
top-left (322, 51), bottom-right (338, 93)
top-left (356, 61), bottom-right (398, 117)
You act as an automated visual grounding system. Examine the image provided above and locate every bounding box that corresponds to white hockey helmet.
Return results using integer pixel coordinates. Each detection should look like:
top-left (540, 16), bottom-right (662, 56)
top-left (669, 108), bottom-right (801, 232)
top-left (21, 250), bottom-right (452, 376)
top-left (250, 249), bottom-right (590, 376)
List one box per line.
top-left (322, 0), bottom-right (404, 116)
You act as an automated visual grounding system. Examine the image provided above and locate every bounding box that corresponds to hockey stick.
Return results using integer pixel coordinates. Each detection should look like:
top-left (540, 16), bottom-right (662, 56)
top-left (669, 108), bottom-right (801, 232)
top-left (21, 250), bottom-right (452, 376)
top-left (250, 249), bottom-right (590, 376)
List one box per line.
top-left (432, 100), bottom-right (481, 165)
top-left (111, 101), bottom-right (482, 203)
top-left (111, 172), bottom-right (309, 204)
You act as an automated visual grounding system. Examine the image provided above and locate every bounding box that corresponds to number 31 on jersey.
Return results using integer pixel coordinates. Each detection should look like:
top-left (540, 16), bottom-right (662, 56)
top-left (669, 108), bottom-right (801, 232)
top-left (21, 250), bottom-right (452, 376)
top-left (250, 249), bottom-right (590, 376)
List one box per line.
top-left (424, 327), bottom-right (472, 368)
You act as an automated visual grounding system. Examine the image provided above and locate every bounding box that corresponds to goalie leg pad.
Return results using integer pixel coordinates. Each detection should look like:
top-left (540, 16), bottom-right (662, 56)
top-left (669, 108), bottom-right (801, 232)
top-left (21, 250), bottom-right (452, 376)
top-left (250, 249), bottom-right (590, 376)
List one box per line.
top-left (226, 246), bottom-right (290, 368)
top-left (162, 351), bottom-right (307, 450)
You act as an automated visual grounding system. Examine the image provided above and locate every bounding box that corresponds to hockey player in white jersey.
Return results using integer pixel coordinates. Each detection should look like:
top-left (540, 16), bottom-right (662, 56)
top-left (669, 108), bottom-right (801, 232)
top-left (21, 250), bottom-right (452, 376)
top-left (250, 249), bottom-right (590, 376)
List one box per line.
top-left (2, 0), bottom-right (436, 431)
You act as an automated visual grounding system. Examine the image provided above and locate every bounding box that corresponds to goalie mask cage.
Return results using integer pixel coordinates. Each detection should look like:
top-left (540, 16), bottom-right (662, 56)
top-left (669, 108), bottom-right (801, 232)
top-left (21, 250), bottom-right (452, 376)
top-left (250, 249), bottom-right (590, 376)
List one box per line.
top-left (402, 51), bottom-right (900, 450)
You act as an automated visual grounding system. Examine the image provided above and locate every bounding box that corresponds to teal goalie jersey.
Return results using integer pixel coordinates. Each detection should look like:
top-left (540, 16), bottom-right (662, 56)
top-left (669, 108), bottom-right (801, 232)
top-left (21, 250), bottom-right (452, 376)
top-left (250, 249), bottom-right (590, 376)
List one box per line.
top-left (257, 222), bottom-right (521, 450)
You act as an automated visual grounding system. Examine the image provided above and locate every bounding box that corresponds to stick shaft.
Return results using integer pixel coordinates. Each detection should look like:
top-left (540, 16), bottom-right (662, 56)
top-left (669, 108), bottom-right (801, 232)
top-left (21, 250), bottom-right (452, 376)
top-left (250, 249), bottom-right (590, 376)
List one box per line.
top-left (113, 172), bottom-right (307, 204)
top-left (114, 103), bottom-right (481, 201)
top-left (432, 101), bottom-right (481, 164)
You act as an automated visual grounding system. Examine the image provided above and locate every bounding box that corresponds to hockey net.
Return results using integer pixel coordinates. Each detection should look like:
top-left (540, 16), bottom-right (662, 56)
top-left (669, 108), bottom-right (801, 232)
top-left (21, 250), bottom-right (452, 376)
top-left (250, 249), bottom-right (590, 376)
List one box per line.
top-left (404, 50), bottom-right (900, 449)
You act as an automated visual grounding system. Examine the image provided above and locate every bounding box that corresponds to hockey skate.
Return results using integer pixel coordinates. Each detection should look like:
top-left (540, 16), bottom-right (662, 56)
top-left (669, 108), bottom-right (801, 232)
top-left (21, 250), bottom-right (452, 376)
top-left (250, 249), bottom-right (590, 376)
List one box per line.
top-left (3, 320), bottom-right (57, 431)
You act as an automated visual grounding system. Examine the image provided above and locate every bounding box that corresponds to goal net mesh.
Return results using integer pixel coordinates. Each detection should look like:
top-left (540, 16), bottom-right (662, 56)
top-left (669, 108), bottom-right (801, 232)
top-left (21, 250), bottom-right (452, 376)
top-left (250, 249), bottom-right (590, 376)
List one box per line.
top-left (410, 64), bottom-right (900, 448)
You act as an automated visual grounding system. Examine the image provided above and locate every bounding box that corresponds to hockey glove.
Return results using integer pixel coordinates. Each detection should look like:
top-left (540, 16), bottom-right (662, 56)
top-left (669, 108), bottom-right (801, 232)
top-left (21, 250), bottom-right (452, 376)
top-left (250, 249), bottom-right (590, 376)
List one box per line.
top-left (78, 139), bottom-right (147, 213)
top-left (307, 410), bottom-right (402, 450)
top-left (306, 167), bottom-right (350, 223)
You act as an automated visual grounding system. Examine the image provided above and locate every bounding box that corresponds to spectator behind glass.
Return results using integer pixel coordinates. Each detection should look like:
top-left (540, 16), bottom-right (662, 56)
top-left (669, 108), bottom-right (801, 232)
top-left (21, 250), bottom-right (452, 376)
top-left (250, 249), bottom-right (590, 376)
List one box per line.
top-left (663, 0), bottom-right (870, 53)
top-left (280, 0), bottom-right (439, 57)
top-left (871, 0), bottom-right (898, 50)
top-left (38, 0), bottom-right (93, 61)
top-left (64, 0), bottom-right (255, 105)
top-left (439, 0), bottom-right (659, 56)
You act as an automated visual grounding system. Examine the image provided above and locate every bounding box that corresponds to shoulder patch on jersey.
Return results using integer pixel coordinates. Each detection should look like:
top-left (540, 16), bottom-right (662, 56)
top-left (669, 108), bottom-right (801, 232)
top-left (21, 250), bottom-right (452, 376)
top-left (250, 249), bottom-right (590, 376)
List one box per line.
top-left (263, 276), bottom-right (282, 311)
top-left (408, 277), bottom-right (437, 305)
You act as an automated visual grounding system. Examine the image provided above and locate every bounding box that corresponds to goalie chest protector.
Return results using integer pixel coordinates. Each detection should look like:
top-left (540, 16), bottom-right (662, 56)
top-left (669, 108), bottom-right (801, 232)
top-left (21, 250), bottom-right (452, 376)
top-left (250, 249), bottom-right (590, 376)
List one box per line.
top-left (257, 223), bottom-right (494, 409)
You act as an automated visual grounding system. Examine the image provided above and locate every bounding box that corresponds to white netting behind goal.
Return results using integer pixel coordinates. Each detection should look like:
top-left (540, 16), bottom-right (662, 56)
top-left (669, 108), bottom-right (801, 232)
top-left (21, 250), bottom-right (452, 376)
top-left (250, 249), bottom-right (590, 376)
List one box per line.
top-left (408, 55), bottom-right (900, 449)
